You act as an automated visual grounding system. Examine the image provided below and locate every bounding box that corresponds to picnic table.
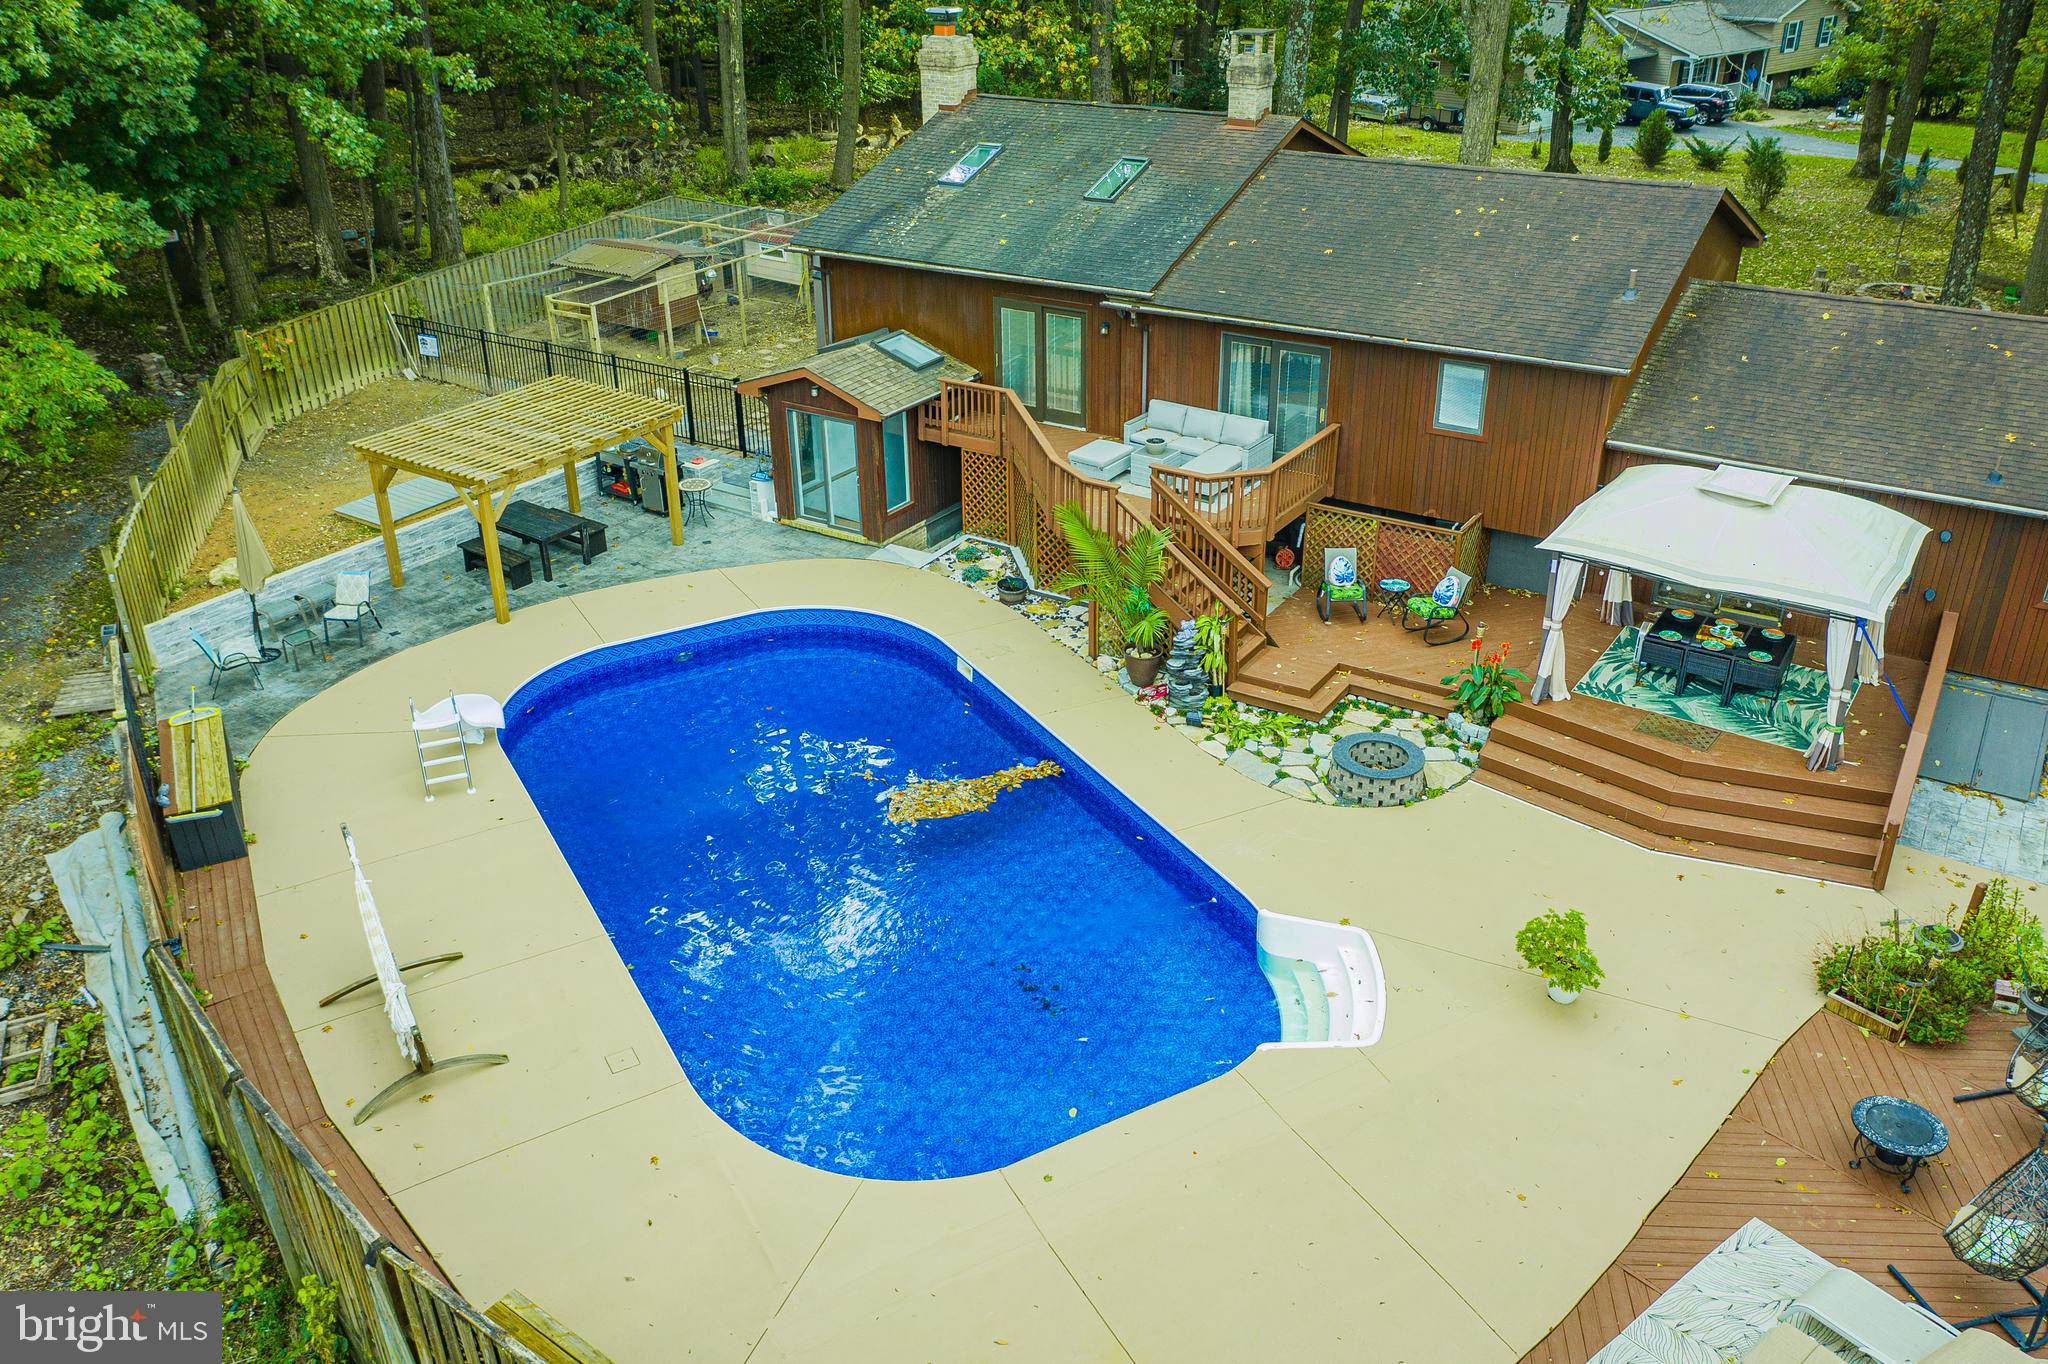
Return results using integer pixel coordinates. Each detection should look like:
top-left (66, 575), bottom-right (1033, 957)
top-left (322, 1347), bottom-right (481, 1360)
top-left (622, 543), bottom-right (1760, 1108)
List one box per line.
top-left (495, 501), bottom-right (608, 582)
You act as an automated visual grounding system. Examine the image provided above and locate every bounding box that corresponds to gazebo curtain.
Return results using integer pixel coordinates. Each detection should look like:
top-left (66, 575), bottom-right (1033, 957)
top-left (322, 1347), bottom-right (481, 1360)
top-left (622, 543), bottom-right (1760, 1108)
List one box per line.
top-left (1804, 616), bottom-right (1862, 771)
top-left (1600, 569), bottom-right (1634, 627)
top-left (1857, 619), bottom-right (1885, 686)
top-left (1530, 556), bottom-right (1587, 704)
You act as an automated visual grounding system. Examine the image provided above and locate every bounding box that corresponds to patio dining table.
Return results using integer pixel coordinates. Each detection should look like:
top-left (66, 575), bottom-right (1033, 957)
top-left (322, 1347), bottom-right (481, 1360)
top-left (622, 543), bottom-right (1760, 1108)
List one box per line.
top-left (1637, 608), bottom-right (1797, 707)
top-left (496, 500), bottom-right (608, 582)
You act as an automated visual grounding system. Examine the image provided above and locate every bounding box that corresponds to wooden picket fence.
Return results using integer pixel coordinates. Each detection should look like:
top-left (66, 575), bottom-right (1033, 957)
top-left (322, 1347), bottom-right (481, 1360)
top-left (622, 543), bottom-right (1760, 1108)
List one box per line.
top-left (102, 192), bottom-right (758, 680)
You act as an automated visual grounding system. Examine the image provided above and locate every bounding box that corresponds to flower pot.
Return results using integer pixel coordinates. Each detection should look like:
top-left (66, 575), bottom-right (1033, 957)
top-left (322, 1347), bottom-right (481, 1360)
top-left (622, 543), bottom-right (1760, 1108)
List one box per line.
top-left (1206, 682), bottom-right (1224, 698)
top-left (997, 576), bottom-right (1028, 605)
top-left (1546, 983), bottom-right (1581, 1005)
top-left (1124, 650), bottom-right (1165, 686)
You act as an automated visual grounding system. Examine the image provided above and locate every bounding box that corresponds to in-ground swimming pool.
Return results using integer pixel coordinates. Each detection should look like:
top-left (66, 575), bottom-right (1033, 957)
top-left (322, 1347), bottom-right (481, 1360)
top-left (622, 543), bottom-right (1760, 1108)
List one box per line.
top-left (504, 609), bottom-right (1278, 1180)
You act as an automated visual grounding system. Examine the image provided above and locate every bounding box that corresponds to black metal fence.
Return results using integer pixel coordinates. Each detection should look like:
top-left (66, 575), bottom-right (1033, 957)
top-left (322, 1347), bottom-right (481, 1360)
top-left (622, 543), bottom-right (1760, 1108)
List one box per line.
top-left (391, 315), bottom-right (770, 457)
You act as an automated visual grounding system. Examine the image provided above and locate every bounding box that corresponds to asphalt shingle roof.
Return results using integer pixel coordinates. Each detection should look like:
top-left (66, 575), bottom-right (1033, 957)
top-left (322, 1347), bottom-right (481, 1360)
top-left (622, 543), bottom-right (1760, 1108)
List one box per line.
top-left (790, 95), bottom-right (1295, 295)
top-left (1606, 3), bottom-right (1776, 59)
top-left (1609, 282), bottom-right (2048, 515)
top-left (1149, 152), bottom-right (1752, 373)
top-left (749, 330), bottom-right (976, 418)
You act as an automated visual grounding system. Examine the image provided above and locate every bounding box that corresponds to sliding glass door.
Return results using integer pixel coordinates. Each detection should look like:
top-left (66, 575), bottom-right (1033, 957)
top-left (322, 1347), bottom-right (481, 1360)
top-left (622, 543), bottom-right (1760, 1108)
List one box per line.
top-left (790, 408), bottom-right (862, 533)
top-left (996, 300), bottom-right (1086, 427)
top-left (1219, 332), bottom-right (1329, 456)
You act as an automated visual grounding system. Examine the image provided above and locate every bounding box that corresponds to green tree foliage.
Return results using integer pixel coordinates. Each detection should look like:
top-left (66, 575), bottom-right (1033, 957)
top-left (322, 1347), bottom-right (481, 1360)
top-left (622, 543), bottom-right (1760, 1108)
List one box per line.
top-left (1742, 132), bottom-right (1790, 212)
top-left (1633, 108), bottom-right (1673, 168)
top-left (1684, 135), bottom-right (1729, 171)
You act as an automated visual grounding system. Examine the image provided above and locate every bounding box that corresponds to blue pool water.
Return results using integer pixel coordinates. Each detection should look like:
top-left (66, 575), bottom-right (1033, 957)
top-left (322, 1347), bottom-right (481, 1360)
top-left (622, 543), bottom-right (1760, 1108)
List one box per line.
top-left (503, 609), bottom-right (1277, 1180)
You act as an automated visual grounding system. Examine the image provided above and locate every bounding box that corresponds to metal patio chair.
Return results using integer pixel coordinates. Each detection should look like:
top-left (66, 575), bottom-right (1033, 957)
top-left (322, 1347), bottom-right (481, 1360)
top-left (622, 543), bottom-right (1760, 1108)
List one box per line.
top-left (323, 570), bottom-right (382, 646)
top-left (191, 630), bottom-right (263, 696)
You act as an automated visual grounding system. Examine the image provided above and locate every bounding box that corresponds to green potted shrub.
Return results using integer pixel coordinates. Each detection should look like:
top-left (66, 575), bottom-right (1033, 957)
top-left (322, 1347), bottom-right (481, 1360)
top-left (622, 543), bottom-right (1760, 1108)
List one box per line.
top-left (1515, 909), bottom-right (1603, 1004)
top-left (1192, 604), bottom-right (1231, 696)
top-left (1052, 501), bottom-right (1173, 686)
top-left (997, 574), bottom-right (1028, 605)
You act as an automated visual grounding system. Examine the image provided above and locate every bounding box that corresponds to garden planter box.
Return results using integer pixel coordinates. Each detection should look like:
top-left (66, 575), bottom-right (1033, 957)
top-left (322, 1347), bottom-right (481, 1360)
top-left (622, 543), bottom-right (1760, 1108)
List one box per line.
top-left (1823, 989), bottom-right (1908, 1043)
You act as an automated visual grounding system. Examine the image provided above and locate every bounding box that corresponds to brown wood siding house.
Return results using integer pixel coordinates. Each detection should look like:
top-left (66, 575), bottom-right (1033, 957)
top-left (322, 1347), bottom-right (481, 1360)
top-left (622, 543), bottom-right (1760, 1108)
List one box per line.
top-left (1608, 282), bottom-right (2048, 690)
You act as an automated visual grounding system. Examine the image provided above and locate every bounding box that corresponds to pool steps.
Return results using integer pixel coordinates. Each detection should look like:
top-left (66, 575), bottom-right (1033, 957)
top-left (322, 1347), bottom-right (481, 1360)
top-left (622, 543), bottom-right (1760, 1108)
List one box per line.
top-left (1255, 911), bottom-right (1386, 1049)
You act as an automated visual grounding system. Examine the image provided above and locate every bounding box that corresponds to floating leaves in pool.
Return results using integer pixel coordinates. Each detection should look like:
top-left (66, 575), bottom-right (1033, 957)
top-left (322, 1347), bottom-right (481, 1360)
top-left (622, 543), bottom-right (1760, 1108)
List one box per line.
top-left (674, 650), bottom-right (693, 663)
top-left (884, 760), bottom-right (1062, 824)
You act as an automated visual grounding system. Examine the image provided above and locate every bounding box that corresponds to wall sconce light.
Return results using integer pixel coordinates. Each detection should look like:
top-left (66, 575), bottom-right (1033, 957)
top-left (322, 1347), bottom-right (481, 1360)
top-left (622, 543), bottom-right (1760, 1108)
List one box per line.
top-left (1099, 320), bottom-right (1112, 335)
top-left (809, 384), bottom-right (819, 398)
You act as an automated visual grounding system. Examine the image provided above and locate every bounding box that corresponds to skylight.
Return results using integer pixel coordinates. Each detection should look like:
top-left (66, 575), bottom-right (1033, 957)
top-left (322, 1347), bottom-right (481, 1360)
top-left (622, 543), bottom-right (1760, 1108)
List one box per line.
top-left (939, 142), bottom-right (1002, 185)
top-left (1084, 156), bottom-right (1150, 202)
top-left (875, 332), bottom-right (944, 371)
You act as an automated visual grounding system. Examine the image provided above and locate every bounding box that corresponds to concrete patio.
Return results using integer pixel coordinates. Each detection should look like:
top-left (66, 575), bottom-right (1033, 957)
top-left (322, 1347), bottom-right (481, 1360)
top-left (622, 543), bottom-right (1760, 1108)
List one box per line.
top-left (227, 558), bottom-right (1957, 1363)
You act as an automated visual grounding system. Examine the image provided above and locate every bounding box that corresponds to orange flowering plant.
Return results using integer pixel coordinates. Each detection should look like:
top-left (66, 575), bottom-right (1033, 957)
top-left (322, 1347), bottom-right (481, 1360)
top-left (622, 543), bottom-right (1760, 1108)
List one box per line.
top-left (1440, 635), bottom-right (1528, 724)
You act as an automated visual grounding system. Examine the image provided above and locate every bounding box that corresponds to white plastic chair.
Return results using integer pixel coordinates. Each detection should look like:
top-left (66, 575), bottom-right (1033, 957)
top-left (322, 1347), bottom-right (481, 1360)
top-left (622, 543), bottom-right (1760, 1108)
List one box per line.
top-left (323, 571), bottom-right (382, 646)
top-left (1781, 1267), bottom-right (1958, 1364)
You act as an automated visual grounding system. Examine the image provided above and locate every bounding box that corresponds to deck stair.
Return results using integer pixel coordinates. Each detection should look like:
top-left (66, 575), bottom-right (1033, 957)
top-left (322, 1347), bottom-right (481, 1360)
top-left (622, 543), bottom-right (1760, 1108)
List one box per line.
top-left (1474, 703), bottom-right (1888, 886)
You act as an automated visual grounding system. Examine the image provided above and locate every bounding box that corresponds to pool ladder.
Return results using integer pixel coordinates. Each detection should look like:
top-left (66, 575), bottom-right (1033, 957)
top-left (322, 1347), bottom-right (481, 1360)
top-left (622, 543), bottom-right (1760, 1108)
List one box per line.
top-left (410, 694), bottom-right (475, 801)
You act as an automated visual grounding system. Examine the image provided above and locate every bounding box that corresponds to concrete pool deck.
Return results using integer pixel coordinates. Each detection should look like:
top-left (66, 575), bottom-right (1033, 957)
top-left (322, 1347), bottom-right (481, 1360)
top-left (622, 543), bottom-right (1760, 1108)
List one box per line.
top-left (239, 559), bottom-right (1958, 1362)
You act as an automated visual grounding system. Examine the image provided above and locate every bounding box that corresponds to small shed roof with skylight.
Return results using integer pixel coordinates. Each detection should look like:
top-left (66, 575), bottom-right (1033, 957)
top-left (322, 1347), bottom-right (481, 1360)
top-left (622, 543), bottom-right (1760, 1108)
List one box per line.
top-left (737, 330), bottom-right (977, 419)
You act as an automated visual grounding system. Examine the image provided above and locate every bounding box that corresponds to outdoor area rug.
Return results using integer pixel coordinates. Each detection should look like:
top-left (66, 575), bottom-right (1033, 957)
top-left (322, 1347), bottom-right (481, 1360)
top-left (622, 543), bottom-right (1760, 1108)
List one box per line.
top-left (1575, 629), bottom-right (1847, 754)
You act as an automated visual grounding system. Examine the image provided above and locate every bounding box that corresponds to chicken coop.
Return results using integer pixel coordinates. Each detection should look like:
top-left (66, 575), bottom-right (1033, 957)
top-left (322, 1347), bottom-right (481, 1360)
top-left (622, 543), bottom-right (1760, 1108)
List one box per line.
top-left (541, 238), bottom-right (706, 357)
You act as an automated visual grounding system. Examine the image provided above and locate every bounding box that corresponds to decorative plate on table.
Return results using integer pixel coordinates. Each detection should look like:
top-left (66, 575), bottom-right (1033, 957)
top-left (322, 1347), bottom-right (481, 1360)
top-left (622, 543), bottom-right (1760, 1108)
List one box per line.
top-left (1748, 650), bottom-right (1773, 662)
top-left (1656, 628), bottom-right (1683, 641)
top-left (1670, 609), bottom-right (1696, 621)
top-left (1701, 640), bottom-right (1727, 652)
top-left (1762, 628), bottom-right (1786, 640)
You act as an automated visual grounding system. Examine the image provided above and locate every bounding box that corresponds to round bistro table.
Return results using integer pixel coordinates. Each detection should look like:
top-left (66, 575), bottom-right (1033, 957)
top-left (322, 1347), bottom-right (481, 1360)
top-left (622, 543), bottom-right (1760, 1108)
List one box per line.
top-left (1848, 1094), bottom-right (1949, 1193)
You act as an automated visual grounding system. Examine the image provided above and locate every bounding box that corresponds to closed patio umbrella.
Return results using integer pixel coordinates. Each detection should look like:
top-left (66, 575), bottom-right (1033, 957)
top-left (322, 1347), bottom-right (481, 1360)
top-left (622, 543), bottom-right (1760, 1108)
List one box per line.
top-left (231, 489), bottom-right (280, 660)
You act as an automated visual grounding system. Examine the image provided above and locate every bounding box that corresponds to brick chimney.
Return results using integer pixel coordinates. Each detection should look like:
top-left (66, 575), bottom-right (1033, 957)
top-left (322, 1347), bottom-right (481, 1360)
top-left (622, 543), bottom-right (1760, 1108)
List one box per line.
top-left (1224, 29), bottom-right (1276, 126)
top-left (919, 7), bottom-right (979, 124)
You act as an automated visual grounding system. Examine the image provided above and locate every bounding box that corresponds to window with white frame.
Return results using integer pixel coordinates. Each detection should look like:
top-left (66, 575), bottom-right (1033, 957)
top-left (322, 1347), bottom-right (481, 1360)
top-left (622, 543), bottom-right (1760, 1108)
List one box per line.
top-left (1433, 359), bottom-right (1489, 435)
top-left (1781, 20), bottom-right (1803, 51)
top-left (1816, 15), bottom-right (1836, 46)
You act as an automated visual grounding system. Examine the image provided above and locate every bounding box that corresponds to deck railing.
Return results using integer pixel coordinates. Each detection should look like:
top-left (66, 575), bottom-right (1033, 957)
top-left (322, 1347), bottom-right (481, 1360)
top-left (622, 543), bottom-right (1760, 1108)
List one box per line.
top-left (1148, 474), bottom-right (1271, 643)
top-left (1873, 608), bottom-right (1957, 890)
top-left (1153, 424), bottom-right (1340, 549)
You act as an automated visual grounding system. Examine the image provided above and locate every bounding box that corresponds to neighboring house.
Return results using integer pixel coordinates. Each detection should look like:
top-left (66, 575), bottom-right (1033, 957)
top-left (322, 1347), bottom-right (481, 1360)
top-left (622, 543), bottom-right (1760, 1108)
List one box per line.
top-left (1608, 281), bottom-right (2048, 690)
top-left (786, 26), bottom-right (1760, 576)
top-left (1602, 0), bottom-right (1849, 94)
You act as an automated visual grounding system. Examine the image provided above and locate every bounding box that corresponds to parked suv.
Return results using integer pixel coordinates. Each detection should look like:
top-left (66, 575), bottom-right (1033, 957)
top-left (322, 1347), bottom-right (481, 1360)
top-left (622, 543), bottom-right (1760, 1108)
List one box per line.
top-left (1669, 82), bottom-right (1734, 124)
top-left (1619, 81), bottom-right (1700, 129)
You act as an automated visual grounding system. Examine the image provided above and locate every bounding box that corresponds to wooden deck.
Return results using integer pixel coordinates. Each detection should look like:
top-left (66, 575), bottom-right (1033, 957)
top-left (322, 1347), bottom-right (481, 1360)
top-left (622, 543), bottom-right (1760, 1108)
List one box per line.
top-left (177, 859), bottom-right (439, 1272)
top-left (1522, 1006), bottom-right (2042, 1361)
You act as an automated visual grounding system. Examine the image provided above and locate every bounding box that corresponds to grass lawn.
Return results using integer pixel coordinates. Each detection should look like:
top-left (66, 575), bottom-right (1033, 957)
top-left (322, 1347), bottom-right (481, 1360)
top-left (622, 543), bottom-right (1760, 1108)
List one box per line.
top-left (1796, 118), bottom-right (2034, 170)
top-left (1346, 122), bottom-right (2044, 298)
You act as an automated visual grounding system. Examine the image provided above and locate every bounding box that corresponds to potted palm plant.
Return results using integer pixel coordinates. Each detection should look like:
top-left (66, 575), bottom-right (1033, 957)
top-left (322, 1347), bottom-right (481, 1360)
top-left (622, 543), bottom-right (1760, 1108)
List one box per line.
top-left (1192, 604), bottom-right (1231, 696)
top-left (1515, 909), bottom-right (1603, 1004)
top-left (1052, 502), bottom-right (1173, 686)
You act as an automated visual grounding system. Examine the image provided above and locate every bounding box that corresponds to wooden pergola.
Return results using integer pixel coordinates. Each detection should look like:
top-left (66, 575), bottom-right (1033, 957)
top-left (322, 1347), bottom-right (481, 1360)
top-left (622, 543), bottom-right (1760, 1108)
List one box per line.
top-left (350, 376), bottom-right (684, 623)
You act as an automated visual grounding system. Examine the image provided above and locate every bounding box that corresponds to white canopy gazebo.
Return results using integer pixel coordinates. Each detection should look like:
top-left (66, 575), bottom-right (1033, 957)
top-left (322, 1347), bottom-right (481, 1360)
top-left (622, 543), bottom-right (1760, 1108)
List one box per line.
top-left (1531, 463), bottom-right (1930, 769)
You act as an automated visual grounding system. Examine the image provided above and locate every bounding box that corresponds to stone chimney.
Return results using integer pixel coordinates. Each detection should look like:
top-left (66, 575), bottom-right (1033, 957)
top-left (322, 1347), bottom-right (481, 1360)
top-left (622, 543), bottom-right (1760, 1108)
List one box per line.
top-left (918, 7), bottom-right (979, 125)
top-left (1224, 29), bottom-right (1276, 127)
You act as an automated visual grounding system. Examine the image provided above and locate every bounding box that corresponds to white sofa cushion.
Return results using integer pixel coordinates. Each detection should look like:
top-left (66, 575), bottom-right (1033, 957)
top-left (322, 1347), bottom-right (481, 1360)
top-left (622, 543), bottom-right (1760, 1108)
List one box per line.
top-left (1183, 446), bottom-right (1244, 475)
top-left (1066, 438), bottom-right (1130, 479)
top-left (1220, 413), bottom-right (1268, 449)
top-left (1145, 400), bottom-right (1190, 435)
top-left (1181, 407), bottom-right (1227, 442)
top-left (1170, 436), bottom-right (1220, 460)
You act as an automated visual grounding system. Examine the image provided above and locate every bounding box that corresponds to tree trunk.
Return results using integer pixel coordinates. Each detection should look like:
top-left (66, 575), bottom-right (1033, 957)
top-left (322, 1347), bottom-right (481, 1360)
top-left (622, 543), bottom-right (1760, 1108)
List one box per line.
top-left (1869, 16), bottom-right (1937, 212)
top-left (1089, 0), bottom-right (1115, 103)
top-left (2014, 59), bottom-right (2048, 215)
top-left (718, 0), bottom-right (750, 177)
top-left (1545, 0), bottom-right (1589, 173)
top-left (1850, 76), bottom-right (1890, 179)
top-left (1186, 0), bottom-right (1221, 109)
top-left (1459, 0), bottom-right (1515, 165)
top-left (833, 0), bottom-right (860, 189)
top-left (641, 0), bottom-right (663, 92)
top-left (213, 208), bottom-right (261, 324)
top-left (688, 51), bottom-right (713, 134)
top-left (412, 4), bottom-right (465, 265)
top-left (188, 212), bottom-right (224, 330)
top-left (2022, 185), bottom-right (2048, 311)
top-left (257, 202), bottom-right (277, 270)
top-left (282, 99), bottom-right (352, 284)
top-left (549, 83), bottom-right (571, 219)
top-left (1276, 0), bottom-right (1314, 117)
top-left (1941, 0), bottom-right (2034, 305)
top-left (1328, 0), bottom-right (1367, 144)
top-left (157, 249), bottom-right (191, 354)
top-left (360, 58), bottom-right (404, 256)
top-left (164, 231), bottom-right (204, 305)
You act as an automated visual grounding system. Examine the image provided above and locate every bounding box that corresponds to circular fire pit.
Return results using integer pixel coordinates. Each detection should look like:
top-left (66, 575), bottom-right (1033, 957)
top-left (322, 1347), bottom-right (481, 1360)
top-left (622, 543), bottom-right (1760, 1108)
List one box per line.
top-left (1327, 732), bottom-right (1427, 807)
